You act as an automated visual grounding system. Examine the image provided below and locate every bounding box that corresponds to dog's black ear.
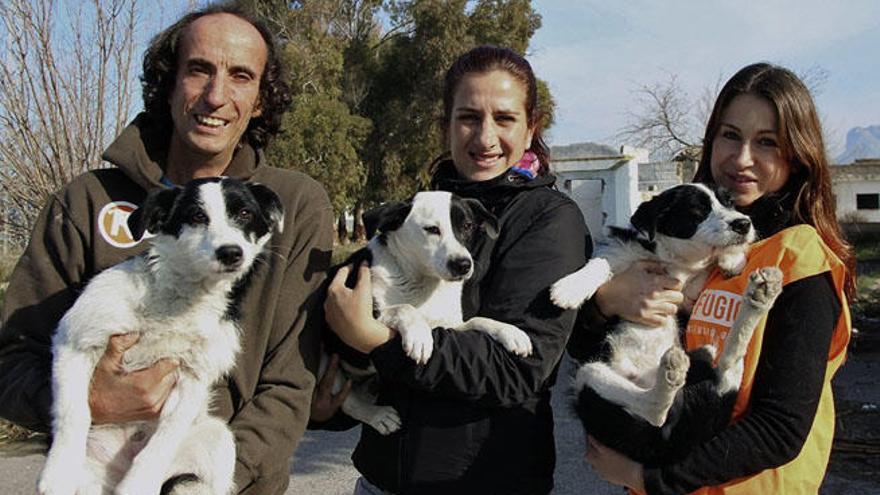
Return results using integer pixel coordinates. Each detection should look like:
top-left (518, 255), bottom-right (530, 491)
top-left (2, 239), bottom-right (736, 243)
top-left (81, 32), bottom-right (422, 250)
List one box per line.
top-left (128, 186), bottom-right (181, 240)
top-left (630, 193), bottom-right (668, 242)
top-left (363, 201), bottom-right (412, 238)
top-left (248, 183), bottom-right (285, 233)
top-left (462, 198), bottom-right (499, 239)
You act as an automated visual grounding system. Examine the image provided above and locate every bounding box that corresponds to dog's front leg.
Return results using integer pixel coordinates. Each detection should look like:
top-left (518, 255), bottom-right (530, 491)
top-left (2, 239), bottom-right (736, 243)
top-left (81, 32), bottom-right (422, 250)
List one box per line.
top-left (38, 345), bottom-right (100, 495)
top-left (716, 267), bottom-right (783, 394)
top-left (379, 304), bottom-right (434, 365)
top-left (455, 317), bottom-right (532, 357)
top-left (115, 376), bottom-right (208, 495)
top-left (550, 258), bottom-right (612, 309)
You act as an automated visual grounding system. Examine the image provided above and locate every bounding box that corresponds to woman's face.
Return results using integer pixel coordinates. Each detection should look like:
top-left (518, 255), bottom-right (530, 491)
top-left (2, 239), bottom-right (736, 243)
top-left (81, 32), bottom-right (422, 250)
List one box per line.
top-left (449, 70), bottom-right (535, 182)
top-left (710, 93), bottom-right (792, 208)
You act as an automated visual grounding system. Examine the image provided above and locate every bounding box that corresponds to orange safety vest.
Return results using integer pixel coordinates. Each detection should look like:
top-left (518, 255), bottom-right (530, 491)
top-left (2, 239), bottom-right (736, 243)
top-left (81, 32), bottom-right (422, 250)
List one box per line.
top-left (681, 224), bottom-right (851, 494)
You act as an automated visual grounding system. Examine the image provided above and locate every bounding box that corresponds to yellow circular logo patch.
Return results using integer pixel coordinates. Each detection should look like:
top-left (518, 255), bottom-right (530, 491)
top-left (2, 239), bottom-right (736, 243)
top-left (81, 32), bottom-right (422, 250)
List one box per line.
top-left (98, 201), bottom-right (139, 248)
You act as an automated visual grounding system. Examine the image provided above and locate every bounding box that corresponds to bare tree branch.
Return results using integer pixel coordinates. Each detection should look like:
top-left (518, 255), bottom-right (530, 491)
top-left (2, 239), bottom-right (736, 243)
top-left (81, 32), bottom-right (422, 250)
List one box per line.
top-left (0, 0), bottom-right (146, 245)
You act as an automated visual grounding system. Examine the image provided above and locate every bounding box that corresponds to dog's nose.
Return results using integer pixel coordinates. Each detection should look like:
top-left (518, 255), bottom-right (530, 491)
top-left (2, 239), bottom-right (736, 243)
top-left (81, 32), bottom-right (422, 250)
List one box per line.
top-left (729, 218), bottom-right (752, 235)
top-left (216, 245), bottom-right (244, 267)
top-left (448, 257), bottom-right (472, 277)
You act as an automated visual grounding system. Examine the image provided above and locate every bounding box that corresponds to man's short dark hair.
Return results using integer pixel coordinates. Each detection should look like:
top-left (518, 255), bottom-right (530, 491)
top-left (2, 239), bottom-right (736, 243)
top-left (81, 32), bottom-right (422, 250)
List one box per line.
top-left (140, 3), bottom-right (292, 149)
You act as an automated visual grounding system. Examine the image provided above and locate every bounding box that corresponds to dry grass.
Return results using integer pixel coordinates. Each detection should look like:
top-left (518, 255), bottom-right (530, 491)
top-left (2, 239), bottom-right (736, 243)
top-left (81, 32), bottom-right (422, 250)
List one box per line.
top-left (0, 419), bottom-right (38, 443)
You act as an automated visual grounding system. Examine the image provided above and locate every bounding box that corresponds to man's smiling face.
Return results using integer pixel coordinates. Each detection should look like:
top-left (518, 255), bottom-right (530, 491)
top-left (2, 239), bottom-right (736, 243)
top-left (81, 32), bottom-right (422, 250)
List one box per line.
top-left (167, 13), bottom-right (267, 167)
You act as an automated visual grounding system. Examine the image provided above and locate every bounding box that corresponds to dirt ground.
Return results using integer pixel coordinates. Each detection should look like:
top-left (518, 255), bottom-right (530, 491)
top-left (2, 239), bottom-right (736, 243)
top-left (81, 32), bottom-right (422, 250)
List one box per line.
top-left (822, 312), bottom-right (880, 494)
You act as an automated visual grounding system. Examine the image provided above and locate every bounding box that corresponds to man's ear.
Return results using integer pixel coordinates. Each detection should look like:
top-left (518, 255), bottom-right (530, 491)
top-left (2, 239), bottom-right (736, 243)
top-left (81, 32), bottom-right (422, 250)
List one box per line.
top-left (127, 187), bottom-right (181, 241)
top-left (463, 198), bottom-right (499, 239)
top-left (363, 201), bottom-right (412, 239)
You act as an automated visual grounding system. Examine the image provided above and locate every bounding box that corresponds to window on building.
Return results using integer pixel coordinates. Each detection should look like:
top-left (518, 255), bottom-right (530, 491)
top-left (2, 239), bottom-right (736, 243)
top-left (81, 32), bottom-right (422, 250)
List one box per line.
top-left (856, 193), bottom-right (880, 210)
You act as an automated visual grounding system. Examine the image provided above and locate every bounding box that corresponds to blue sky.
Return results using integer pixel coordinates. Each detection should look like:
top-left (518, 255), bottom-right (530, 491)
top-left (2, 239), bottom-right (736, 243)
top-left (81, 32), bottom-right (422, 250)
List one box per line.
top-left (528, 0), bottom-right (880, 155)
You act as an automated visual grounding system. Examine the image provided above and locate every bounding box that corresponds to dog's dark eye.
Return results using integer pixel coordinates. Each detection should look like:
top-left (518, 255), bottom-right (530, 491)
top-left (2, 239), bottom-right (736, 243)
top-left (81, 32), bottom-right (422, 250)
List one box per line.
top-left (237, 209), bottom-right (252, 222)
top-left (423, 226), bottom-right (441, 236)
top-left (190, 211), bottom-right (208, 225)
top-left (461, 221), bottom-right (474, 232)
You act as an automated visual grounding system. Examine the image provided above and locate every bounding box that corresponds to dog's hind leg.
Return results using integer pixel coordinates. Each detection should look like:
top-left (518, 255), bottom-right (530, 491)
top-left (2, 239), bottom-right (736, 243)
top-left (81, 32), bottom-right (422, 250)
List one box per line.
top-left (342, 384), bottom-right (402, 435)
top-left (162, 416), bottom-right (236, 495)
top-left (716, 267), bottom-right (783, 394)
top-left (115, 378), bottom-right (209, 495)
top-left (456, 317), bottom-right (532, 356)
top-left (38, 344), bottom-right (100, 495)
top-left (642, 346), bottom-right (689, 427)
top-left (575, 362), bottom-right (654, 423)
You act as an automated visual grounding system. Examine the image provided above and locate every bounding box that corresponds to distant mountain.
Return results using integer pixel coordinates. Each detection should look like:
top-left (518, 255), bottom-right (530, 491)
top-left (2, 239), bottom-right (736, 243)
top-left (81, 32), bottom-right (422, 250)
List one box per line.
top-left (836, 125), bottom-right (880, 164)
top-left (551, 141), bottom-right (619, 159)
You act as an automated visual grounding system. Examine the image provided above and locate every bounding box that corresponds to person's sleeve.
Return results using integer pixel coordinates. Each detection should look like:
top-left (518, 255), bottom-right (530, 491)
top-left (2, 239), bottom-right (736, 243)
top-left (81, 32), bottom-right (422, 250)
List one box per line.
top-left (643, 272), bottom-right (841, 495)
top-left (0, 195), bottom-right (88, 431)
top-left (230, 184), bottom-right (334, 491)
top-left (369, 200), bottom-right (589, 407)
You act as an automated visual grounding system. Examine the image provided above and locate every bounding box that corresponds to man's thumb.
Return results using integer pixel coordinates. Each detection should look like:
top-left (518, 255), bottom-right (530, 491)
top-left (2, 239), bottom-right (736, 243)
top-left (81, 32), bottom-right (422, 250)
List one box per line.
top-left (106, 333), bottom-right (140, 360)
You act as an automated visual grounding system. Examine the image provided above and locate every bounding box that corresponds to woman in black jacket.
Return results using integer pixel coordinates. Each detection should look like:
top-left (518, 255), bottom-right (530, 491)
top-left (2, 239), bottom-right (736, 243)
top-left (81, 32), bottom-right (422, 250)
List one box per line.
top-left (323, 45), bottom-right (590, 494)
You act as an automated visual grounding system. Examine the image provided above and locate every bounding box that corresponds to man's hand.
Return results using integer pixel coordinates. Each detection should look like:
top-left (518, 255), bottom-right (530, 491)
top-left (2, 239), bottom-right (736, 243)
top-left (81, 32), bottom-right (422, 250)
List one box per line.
top-left (310, 354), bottom-right (352, 423)
top-left (88, 333), bottom-right (179, 423)
top-left (595, 260), bottom-right (684, 327)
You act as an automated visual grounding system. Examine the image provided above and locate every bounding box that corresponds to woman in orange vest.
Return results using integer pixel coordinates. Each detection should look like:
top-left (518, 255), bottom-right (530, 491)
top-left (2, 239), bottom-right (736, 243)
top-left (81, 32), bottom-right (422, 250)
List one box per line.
top-left (571, 62), bottom-right (856, 494)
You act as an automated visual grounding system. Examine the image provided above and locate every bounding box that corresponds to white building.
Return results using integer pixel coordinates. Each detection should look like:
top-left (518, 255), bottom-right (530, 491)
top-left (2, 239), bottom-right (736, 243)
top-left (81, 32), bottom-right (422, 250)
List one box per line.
top-left (550, 144), bottom-right (648, 242)
top-left (832, 159), bottom-right (880, 224)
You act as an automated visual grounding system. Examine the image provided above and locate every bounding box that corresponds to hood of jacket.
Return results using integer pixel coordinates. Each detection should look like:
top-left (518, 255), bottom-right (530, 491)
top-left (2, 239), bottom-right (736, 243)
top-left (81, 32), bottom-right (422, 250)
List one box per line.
top-left (430, 159), bottom-right (557, 216)
top-left (101, 112), bottom-right (261, 189)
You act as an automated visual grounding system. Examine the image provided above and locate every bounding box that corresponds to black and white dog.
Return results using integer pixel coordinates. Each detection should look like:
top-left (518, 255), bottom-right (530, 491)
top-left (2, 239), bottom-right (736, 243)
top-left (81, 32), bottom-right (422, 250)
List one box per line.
top-left (323, 191), bottom-right (533, 435)
top-left (38, 177), bottom-right (283, 495)
top-left (550, 183), bottom-right (782, 464)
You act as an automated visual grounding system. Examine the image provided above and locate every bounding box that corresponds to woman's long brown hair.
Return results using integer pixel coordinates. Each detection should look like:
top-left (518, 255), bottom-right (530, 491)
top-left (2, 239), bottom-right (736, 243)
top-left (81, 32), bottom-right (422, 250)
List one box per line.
top-left (693, 63), bottom-right (856, 298)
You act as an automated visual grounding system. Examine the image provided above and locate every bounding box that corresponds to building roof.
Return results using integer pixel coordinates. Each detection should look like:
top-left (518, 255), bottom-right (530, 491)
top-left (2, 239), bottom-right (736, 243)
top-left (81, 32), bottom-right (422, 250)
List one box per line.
top-left (831, 160), bottom-right (880, 181)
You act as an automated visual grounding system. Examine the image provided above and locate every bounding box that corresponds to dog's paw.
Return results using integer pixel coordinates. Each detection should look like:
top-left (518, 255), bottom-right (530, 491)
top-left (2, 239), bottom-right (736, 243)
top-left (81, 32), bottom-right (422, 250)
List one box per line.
top-left (549, 259), bottom-right (611, 309)
top-left (38, 455), bottom-right (80, 495)
top-left (745, 267), bottom-right (783, 309)
top-left (550, 275), bottom-right (589, 309)
top-left (492, 326), bottom-right (533, 357)
top-left (659, 346), bottom-right (689, 391)
top-left (366, 406), bottom-right (402, 435)
top-left (400, 327), bottom-right (434, 365)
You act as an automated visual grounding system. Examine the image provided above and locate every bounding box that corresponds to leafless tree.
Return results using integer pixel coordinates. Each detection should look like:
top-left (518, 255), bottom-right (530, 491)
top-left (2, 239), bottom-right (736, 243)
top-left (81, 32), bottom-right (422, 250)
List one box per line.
top-left (0, 0), bottom-right (145, 244)
top-left (617, 66), bottom-right (835, 162)
top-left (616, 74), bottom-right (702, 160)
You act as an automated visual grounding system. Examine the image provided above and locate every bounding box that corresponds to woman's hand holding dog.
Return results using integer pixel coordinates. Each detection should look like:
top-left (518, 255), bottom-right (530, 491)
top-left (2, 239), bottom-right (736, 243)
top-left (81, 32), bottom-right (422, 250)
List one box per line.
top-left (586, 435), bottom-right (645, 492)
top-left (325, 263), bottom-right (396, 354)
top-left (595, 260), bottom-right (684, 327)
top-left (88, 333), bottom-right (179, 423)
